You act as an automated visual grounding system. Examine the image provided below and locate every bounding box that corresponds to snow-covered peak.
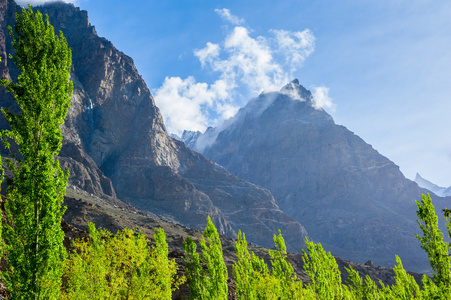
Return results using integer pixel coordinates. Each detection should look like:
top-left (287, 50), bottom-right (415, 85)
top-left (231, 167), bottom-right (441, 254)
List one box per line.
top-left (415, 173), bottom-right (451, 197)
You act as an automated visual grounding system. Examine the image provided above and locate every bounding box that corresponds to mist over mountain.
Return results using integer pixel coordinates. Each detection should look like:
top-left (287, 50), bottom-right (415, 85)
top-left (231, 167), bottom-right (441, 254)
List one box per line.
top-left (0, 0), bottom-right (308, 252)
top-left (183, 79), bottom-right (451, 273)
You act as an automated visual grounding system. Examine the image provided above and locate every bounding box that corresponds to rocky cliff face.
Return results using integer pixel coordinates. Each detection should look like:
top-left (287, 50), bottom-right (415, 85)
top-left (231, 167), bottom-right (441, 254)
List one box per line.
top-left (0, 0), bottom-right (308, 251)
top-left (185, 79), bottom-right (450, 273)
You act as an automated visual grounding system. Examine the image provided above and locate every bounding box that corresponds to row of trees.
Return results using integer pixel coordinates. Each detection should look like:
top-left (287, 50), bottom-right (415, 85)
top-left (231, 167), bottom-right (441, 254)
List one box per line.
top-left (183, 196), bottom-right (451, 299)
top-left (5, 193), bottom-right (450, 299)
top-left (1, 5), bottom-right (451, 300)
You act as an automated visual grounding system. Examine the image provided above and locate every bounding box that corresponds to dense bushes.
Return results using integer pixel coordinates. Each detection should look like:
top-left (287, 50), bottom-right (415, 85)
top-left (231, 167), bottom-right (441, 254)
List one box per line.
top-left (62, 223), bottom-right (183, 299)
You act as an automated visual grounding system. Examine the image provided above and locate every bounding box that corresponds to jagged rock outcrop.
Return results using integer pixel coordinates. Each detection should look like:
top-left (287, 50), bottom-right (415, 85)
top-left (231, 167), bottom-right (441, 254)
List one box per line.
top-left (0, 0), bottom-right (308, 251)
top-left (184, 79), bottom-right (451, 273)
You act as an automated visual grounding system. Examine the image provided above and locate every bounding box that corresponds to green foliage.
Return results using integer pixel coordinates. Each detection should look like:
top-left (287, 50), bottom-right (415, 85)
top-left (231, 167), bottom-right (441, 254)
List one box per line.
top-left (233, 230), bottom-right (256, 299)
top-left (390, 256), bottom-right (420, 299)
top-left (415, 194), bottom-right (451, 288)
top-left (302, 237), bottom-right (344, 299)
top-left (63, 223), bottom-right (182, 299)
top-left (0, 5), bottom-right (73, 299)
top-left (183, 216), bottom-right (228, 299)
top-left (233, 229), bottom-right (311, 299)
top-left (269, 230), bottom-right (300, 299)
top-left (233, 230), bottom-right (280, 300)
top-left (419, 275), bottom-right (448, 300)
top-left (345, 265), bottom-right (380, 299)
top-left (183, 235), bottom-right (207, 299)
top-left (269, 230), bottom-right (294, 287)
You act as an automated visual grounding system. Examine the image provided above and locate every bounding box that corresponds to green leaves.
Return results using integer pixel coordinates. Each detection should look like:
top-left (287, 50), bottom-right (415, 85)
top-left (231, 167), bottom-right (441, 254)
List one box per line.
top-left (233, 229), bottom-right (300, 300)
top-left (0, 5), bottom-right (72, 299)
top-left (63, 224), bottom-right (182, 300)
top-left (183, 217), bottom-right (228, 300)
top-left (302, 238), bottom-right (345, 299)
top-left (415, 194), bottom-right (451, 287)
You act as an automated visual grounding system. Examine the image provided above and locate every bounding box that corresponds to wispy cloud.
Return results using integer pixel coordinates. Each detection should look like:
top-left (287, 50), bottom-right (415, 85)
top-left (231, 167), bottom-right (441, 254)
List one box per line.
top-left (154, 9), bottom-right (317, 135)
top-left (312, 86), bottom-right (334, 110)
top-left (271, 29), bottom-right (315, 75)
top-left (201, 26), bottom-right (288, 95)
top-left (214, 8), bottom-right (245, 25)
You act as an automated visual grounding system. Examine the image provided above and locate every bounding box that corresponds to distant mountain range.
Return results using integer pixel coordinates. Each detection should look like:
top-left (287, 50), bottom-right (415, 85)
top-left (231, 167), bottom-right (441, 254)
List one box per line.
top-left (415, 173), bottom-right (451, 197)
top-left (181, 79), bottom-right (451, 273)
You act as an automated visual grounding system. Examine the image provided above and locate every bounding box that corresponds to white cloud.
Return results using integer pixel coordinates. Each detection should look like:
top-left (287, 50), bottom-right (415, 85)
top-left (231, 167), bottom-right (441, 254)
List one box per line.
top-left (16, 0), bottom-right (77, 6)
top-left (194, 42), bottom-right (220, 68)
top-left (271, 29), bottom-right (315, 75)
top-left (312, 86), bottom-right (334, 110)
top-left (155, 10), bottom-right (318, 135)
top-left (214, 8), bottom-right (245, 25)
top-left (208, 26), bottom-right (289, 95)
top-left (154, 76), bottom-right (239, 136)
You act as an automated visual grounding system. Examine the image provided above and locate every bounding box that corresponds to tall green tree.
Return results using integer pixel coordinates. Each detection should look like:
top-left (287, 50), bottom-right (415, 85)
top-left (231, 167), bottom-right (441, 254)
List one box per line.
top-left (415, 193), bottom-right (451, 298)
top-left (183, 216), bottom-right (228, 299)
top-left (415, 194), bottom-right (451, 287)
top-left (0, 5), bottom-right (73, 299)
top-left (233, 230), bottom-right (258, 300)
top-left (269, 230), bottom-right (296, 296)
top-left (302, 237), bottom-right (344, 299)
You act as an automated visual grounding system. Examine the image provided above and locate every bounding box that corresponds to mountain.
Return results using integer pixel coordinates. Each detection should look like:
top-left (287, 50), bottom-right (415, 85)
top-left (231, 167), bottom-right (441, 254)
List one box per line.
top-left (415, 173), bottom-right (451, 197)
top-left (183, 79), bottom-right (450, 273)
top-left (0, 0), bottom-right (308, 252)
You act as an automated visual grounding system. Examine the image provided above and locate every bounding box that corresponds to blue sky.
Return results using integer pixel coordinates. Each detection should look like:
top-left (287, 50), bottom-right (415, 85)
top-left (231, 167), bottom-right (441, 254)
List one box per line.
top-left (20, 0), bottom-right (451, 187)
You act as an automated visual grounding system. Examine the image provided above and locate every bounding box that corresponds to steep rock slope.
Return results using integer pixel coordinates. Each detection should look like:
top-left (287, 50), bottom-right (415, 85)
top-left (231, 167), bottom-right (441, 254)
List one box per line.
top-left (185, 79), bottom-right (450, 273)
top-left (0, 0), bottom-right (116, 198)
top-left (0, 0), bottom-right (308, 251)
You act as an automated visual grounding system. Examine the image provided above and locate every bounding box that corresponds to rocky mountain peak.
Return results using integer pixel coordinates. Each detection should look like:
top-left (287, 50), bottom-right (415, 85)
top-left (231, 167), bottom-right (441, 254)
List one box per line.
top-left (38, 2), bottom-right (90, 30)
top-left (186, 81), bottom-right (334, 154)
top-left (280, 78), bottom-right (312, 102)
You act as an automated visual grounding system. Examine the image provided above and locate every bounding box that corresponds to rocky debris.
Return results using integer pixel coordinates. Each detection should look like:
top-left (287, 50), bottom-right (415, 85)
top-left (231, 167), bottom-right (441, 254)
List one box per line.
top-left (365, 260), bottom-right (373, 266)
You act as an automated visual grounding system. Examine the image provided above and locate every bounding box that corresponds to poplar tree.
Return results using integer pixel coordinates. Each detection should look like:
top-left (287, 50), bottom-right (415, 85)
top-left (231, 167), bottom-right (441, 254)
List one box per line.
top-left (183, 217), bottom-right (228, 299)
top-left (0, 5), bottom-right (73, 299)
